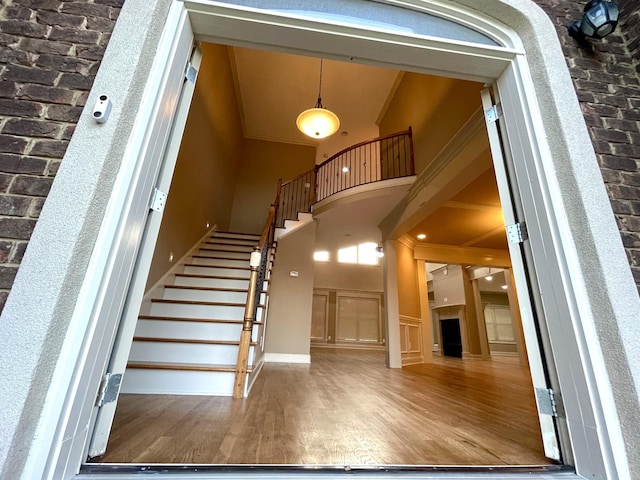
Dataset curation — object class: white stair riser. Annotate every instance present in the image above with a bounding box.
[174,277,269,292]
[129,341,254,364]
[198,249,250,260]
[192,257,249,268]
[174,276,251,289]
[207,238,256,246]
[135,319,261,342]
[149,302,265,321]
[203,244,255,253]
[150,302,248,320]
[184,265,250,278]
[162,288,251,304]
[213,232,260,241]
[163,288,266,304]
[121,368,236,396]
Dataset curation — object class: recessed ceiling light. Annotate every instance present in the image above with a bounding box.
[417,233,426,240]
[485,275,493,281]
[342,166,349,172]
[501,285,508,290]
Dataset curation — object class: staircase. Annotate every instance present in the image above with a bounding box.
[121,231,272,397]
[119,129,413,399]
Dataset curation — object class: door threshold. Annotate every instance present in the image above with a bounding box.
[78,463,580,479]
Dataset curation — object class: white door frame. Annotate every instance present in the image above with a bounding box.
[3,1,637,479]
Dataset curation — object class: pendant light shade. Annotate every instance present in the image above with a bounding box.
[296,106,340,139]
[297,59,340,139]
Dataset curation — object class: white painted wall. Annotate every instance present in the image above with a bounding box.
[264,221,316,359]
[313,261,383,292]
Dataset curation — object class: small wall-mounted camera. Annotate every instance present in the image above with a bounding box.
[93,94,112,124]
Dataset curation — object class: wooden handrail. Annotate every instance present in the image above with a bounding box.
[233,181,282,398]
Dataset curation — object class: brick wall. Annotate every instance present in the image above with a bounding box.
[533,0,640,289]
[0,0,122,312]
[0,0,638,313]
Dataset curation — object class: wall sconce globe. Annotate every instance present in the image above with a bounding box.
[569,0,619,41]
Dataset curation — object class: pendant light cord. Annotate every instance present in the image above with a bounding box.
[315,59,324,108]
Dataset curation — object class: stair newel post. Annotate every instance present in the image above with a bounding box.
[233,247,262,398]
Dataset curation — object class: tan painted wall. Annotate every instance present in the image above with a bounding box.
[229,139,316,233]
[395,241,421,318]
[265,221,316,355]
[146,43,243,289]
[378,73,483,174]
[313,262,383,292]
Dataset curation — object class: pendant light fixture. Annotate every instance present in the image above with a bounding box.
[296,59,340,139]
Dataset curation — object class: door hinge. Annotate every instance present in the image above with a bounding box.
[95,373,123,407]
[185,62,198,83]
[484,104,502,123]
[150,188,167,212]
[535,387,564,418]
[506,222,528,244]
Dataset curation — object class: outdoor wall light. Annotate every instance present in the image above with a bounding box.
[568,0,619,41]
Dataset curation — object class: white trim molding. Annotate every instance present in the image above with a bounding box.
[264,353,311,364]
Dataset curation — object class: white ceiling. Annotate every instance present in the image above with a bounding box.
[230,47,401,160]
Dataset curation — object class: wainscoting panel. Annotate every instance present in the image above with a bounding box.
[400,315,423,365]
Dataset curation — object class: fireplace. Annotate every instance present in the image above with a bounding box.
[440,318,462,358]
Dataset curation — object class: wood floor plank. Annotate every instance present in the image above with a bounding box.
[94,349,554,466]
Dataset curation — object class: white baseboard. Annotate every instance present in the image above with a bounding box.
[264,353,311,364]
[490,351,519,357]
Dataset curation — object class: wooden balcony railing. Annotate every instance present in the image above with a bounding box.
[276,128,414,227]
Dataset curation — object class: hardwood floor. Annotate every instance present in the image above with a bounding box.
[94,348,554,466]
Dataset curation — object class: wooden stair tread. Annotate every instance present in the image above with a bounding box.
[150,299,265,308]
[127,361,253,373]
[138,315,264,325]
[133,337,258,346]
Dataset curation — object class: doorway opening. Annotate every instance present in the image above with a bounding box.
[85,40,560,470]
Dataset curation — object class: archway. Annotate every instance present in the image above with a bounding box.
[3,2,631,479]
